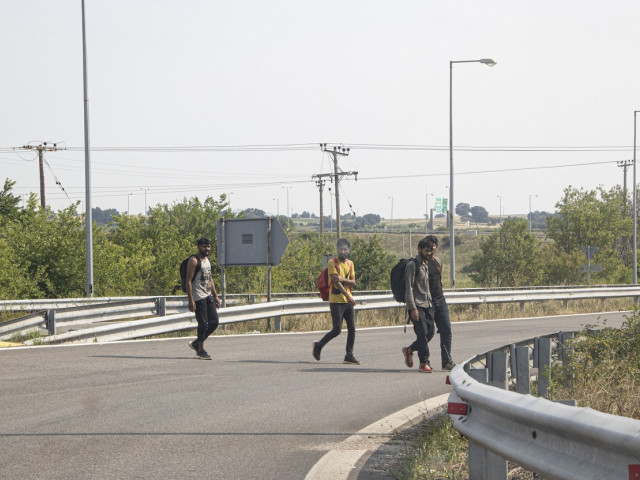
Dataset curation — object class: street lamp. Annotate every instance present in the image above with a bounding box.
[140,187,149,215]
[449,58,496,288]
[529,194,538,233]
[282,186,291,227]
[425,187,434,234]
[497,194,502,225]
[634,111,639,284]
[388,196,394,232]
[273,198,279,217]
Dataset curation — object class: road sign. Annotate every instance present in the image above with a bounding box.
[217,218,289,266]
[435,198,448,214]
[579,264,602,273]
[581,246,596,260]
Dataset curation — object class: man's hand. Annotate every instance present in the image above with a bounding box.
[213,296,221,308]
[188,298,196,312]
[347,295,356,307]
[411,309,419,321]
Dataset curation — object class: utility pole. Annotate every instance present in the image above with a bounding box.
[312,177,327,233]
[319,144,357,240]
[618,160,633,213]
[18,142,64,209]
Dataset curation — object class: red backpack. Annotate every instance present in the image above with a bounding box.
[317,258,351,301]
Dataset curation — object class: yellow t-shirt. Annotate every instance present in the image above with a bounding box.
[328,258,355,303]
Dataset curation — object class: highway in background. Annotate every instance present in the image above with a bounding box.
[0,311,627,479]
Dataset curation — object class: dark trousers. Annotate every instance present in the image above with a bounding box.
[317,303,356,355]
[195,296,219,343]
[410,306,435,364]
[433,296,453,366]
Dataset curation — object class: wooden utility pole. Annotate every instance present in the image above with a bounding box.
[313,177,327,233]
[618,160,633,214]
[18,142,63,209]
[318,144,357,240]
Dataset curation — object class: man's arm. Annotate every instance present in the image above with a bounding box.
[404,261,418,320]
[209,276,221,308]
[186,256,198,312]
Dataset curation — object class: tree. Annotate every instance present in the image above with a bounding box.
[240,208,266,219]
[0,179,21,219]
[456,203,471,217]
[546,186,631,284]
[470,206,489,223]
[468,219,545,287]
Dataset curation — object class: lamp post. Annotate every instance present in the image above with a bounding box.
[273,198,279,217]
[282,186,291,227]
[388,196,394,232]
[425,187,433,233]
[140,187,149,215]
[529,194,538,233]
[449,58,496,288]
[497,194,502,225]
[634,111,639,284]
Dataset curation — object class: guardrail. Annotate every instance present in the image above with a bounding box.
[2,285,640,345]
[447,333,640,479]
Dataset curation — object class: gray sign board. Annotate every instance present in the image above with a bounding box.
[217,218,289,266]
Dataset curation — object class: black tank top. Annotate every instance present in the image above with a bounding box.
[426,257,444,299]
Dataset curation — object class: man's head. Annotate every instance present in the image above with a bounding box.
[336,238,351,261]
[196,237,211,257]
[424,235,438,257]
[417,236,436,260]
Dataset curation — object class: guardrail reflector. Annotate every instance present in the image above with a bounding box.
[445,375,451,385]
[447,402,468,415]
[630,464,640,479]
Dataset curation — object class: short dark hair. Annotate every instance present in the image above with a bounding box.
[418,236,437,250]
[425,235,438,246]
[196,237,211,246]
[337,238,351,249]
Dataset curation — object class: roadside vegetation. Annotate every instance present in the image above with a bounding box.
[389,309,640,480]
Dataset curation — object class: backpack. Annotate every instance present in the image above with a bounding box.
[390,258,419,303]
[317,258,346,301]
[179,255,202,293]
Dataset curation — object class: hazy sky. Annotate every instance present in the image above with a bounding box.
[2,1,640,219]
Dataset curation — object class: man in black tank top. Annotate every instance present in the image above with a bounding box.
[424,235,455,371]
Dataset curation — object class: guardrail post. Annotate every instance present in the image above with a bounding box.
[537,337,552,398]
[468,366,508,480]
[46,309,56,335]
[557,332,574,365]
[274,316,281,332]
[515,346,530,394]
[563,299,569,309]
[156,297,166,317]
[488,351,508,389]
[519,301,525,311]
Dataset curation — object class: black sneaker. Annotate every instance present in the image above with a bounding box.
[312,342,321,361]
[344,355,361,365]
[196,350,212,360]
[188,340,198,352]
[442,361,456,371]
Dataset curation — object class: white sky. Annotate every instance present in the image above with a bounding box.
[2,1,640,219]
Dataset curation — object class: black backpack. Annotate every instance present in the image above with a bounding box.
[179,255,202,292]
[390,258,419,303]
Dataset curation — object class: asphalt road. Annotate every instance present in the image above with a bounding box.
[0,310,627,480]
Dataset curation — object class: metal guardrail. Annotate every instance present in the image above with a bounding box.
[1,285,640,344]
[447,333,640,479]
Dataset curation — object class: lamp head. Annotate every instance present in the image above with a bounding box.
[480,58,497,67]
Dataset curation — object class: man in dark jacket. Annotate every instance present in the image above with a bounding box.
[401,237,435,372]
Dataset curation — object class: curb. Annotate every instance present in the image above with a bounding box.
[304,393,449,480]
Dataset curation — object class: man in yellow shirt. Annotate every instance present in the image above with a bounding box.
[313,238,359,364]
